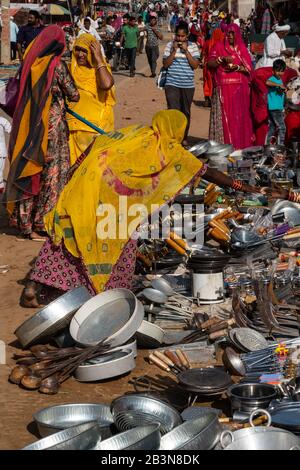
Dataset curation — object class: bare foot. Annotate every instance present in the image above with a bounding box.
[29,231,47,241]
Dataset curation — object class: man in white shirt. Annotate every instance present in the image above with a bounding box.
[78,17,101,41]
[10,17,19,61]
[256,24,292,69]
[0,117,11,193]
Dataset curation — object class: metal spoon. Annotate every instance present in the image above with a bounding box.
[151,277,195,301]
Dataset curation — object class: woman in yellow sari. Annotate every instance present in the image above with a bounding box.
[22,110,260,306]
[67,33,116,165]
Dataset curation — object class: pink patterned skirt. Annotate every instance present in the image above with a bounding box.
[29,238,137,295]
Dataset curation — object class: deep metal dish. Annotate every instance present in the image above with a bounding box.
[160,414,222,450]
[220,426,300,450]
[136,320,165,348]
[15,286,91,348]
[111,394,183,435]
[69,288,144,347]
[205,141,234,158]
[23,422,102,450]
[95,424,161,450]
[33,403,113,437]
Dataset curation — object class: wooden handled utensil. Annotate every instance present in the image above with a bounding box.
[164,350,185,370]
[176,349,190,369]
[153,351,181,373]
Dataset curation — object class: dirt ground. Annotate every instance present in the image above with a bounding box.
[0,34,210,449]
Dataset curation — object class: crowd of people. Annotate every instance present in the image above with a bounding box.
[0,2,300,306]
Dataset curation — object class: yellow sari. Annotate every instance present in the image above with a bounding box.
[45,110,204,293]
[67,33,116,166]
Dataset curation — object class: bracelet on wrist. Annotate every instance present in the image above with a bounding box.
[231,179,243,191]
[288,189,300,203]
[95,63,107,70]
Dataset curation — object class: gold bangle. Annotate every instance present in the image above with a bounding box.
[96,64,107,70]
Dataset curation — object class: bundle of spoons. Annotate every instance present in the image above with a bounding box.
[9,341,110,394]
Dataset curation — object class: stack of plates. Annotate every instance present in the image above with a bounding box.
[228,328,268,353]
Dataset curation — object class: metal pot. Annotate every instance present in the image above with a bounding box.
[228,383,278,413]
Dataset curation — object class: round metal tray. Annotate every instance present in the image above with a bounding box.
[15,286,92,348]
[69,288,144,347]
[74,348,135,382]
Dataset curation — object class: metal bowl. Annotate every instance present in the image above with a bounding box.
[15,286,91,348]
[271,200,300,227]
[95,424,161,450]
[228,383,278,413]
[111,395,183,435]
[33,403,113,437]
[159,414,222,450]
[69,288,144,347]
[23,422,102,450]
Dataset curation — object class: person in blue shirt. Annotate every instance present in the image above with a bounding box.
[10,17,19,61]
[266,59,287,145]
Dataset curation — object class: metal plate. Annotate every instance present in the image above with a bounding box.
[177,368,232,392]
[15,286,92,348]
[233,328,268,352]
[69,289,144,347]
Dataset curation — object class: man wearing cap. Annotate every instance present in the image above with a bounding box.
[256,24,292,69]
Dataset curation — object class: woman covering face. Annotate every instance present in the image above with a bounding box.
[67,33,116,166]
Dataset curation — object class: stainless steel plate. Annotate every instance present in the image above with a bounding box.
[15,286,92,348]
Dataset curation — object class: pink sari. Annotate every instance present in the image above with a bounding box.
[209,24,255,149]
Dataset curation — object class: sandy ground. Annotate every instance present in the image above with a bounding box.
[0,33,210,449]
